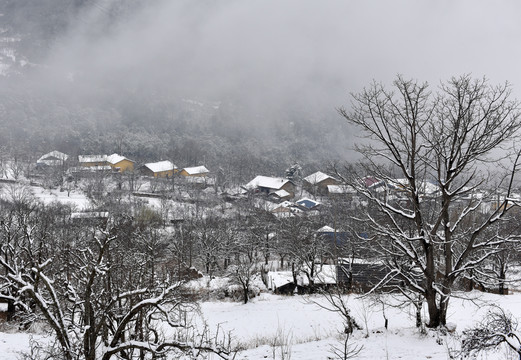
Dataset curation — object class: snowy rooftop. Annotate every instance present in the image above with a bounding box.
[303,171,338,184]
[266,271,294,290]
[267,266,337,288]
[297,265,337,286]
[271,201,303,216]
[272,200,294,210]
[271,189,291,198]
[144,160,176,173]
[78,153,133,165]
[107,153,133,165]
[419,181,440,195]
[245,175,290,190]
[387,178,440,195]
[327,184,356,194]
[69,165,112,172]
[183,165,209,175]
[37,150,68,164]
[362,176,382,187]
[296,197,320,209]
[317,225,335,233]
[78,154,107,163]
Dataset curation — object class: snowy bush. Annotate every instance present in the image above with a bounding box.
[227,284,261,302]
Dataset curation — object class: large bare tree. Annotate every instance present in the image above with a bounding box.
[339,75,521,327]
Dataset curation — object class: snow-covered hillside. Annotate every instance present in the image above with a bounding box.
[2,291,521,359]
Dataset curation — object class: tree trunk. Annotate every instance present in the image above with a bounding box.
[6,299,15,321]
[425,292,450,327]
[438,293,449,326]
[499,264,506,295]
[84,297,97,360]
[415,298,422,328]
[425,242,441,327]
[243,285,249,304]
[425,288,440,328]
[308,278,315,293]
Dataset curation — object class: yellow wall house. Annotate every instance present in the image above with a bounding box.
[141,160,177,178]
[180,165,209,177]
[78,153,134,172]
[107,154,134,172]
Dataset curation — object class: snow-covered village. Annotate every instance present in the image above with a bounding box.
[3,1,521,360]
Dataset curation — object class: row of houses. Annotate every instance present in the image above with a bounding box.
[36,151,209,178]
[242,171,354,199]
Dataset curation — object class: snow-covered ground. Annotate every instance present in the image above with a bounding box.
[2,291,521,359]
[0,175,91,210]
[201,291,521,359]
[30,185,91,209]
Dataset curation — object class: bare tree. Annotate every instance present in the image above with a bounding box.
[247,208,277,267]
[461,305,521,359]
[470,209,521,294]
[312,287,363,359]
[279,215,333,292]
[339,75,521,327]
[194,216,225,278]
[228,231,260,304]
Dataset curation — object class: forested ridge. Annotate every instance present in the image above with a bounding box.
[0,0,353,182]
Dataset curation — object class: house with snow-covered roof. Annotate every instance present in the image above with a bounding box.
[244,175,296,198]
[36,150,69,167]
[78,154,108,167]
[363,176,383,188]
[179,165,209,177]
[141,160,177,178]
[295,197,320,210]
[78,153,134,172]
[106,154,134,172]
[269,189,292,202]
[303,171,340,196]
[327,184,356,196]
[265,271,295,294]
[378,178,441,198]
[271,201,298,216]
[264,265,338,294]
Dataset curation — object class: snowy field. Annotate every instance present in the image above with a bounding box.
[200,291,521,359]
[0,182,91,210]
[30,185,91,209]
[2,291,521,359]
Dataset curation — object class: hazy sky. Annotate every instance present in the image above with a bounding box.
[39,0,521,113]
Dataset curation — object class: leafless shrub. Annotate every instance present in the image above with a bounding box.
[461,305,521,359]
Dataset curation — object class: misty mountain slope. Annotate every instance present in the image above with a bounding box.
[0,0,358,178]
[0,0,150,74]
[0,76,353,182]
[0,0,78,74]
